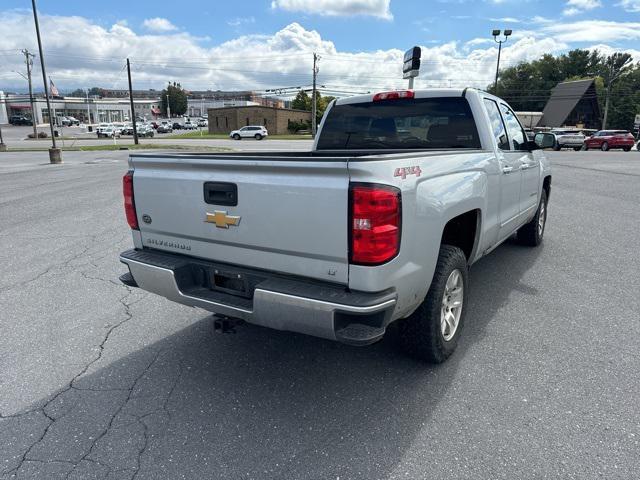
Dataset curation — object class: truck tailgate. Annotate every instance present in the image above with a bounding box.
[129,154,350,284]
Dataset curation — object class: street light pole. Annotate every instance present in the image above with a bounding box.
[166,94,171,119]
[492,29,512,95]
[31,0,61,163]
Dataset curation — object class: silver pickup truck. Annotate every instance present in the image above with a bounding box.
[119,88,553,363]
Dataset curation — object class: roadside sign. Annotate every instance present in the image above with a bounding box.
[403,46,421,80]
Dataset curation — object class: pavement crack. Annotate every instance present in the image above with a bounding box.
[4,283,140,477]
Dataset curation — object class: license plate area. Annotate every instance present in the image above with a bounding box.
[211,268,251,298]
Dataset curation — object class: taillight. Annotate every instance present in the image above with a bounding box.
[350,184,401,265]
[372,90,414,102]
[123,171,138,230]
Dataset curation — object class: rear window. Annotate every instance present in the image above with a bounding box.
[316,97,481,150]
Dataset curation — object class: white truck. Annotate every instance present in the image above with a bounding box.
[119,88,554,363]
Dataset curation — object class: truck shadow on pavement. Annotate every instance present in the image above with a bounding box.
[3,238,543,480]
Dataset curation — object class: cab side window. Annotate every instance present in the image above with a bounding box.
[483,99,510,150]
[500,104,527,150]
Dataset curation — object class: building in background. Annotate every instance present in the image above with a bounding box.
[0,94,160,124]
[538,79,601,129]
[208,106,311,135]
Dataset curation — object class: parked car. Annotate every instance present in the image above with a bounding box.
[549,129,586,151]
[183,121,198,130]
[172,122,183,130]
[229,125,269,140]
[157,122,173,134]
[95,123,112,135]
[97,127,121,138]
[583,130,636,151]
[120,122,134,135]
[9,115,33,126]
[66,116,80,126]
[137,125,155,138]
[197,118,208,127]
[119,88,553,363]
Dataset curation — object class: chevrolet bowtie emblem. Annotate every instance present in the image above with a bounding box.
[205,211,241,229]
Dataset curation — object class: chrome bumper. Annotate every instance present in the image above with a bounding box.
[120,249,396,344]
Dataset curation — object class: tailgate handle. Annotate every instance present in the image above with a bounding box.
[204,182,238,206]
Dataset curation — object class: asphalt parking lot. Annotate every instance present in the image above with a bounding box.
[1,148,639,479]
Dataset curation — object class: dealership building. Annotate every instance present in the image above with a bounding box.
[0,89,282,125]
[207,105,311,135]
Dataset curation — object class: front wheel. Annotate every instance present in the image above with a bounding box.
[601,141,609,151]
[553,142,561,151]
[623,147,631,152]
[517,189,548,246]
[573,147,581,151]
[397,245,468,363]
[233,134,241,140]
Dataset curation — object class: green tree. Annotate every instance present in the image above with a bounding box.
[160,82,188,117]
[69,88,86,97]
[291,90,311,110]
[290,89,335,123]
[489,48,640,130]
[88,87,102,97]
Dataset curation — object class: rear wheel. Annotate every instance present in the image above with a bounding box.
[573,147,581,151]
[623,147,631,152]
[255,134,263,140]
[517,189,547,247]
[582,143,588,151]
[601,141,609,151]
[397,245,468,363]
[553,142,561,151]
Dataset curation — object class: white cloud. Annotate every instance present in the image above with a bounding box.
[617,0,640,11]
[489,17,521,23]
[563,0,602,15]
[0,11,637,95]
[142,17,178,32]
[227,16,256,27]
[543,20,640,42]
[271,0,392,19]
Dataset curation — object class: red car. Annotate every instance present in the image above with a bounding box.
[584,130,635,151]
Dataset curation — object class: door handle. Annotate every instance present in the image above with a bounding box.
[520,163,530,170]
[502,166,514,174]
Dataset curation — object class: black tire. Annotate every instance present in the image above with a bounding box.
[553,142,561,151]
[517,189,548,247]
[573,147,581,151]
[601,141,609,151]
[233,134,241,140]
[623,147,631,152]
[397,245,468,363]
[582,143,588,151]
[255,134,262,140]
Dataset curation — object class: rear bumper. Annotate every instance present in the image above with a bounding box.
[119,249,396,345]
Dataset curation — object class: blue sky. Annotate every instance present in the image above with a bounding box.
[1,0,639,93]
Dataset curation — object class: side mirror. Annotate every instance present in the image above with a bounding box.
[534,133,555,149]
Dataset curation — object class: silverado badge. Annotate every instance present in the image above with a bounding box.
[205,211,241,229]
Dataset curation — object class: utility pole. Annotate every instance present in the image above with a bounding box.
[21,49,38,138]
[166,94,171,119]
[311,52,320,137]
[602,60,613,130]
[31,0,60,163]
[126,58,139,145]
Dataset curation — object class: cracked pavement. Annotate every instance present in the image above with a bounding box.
[1,149,639,479]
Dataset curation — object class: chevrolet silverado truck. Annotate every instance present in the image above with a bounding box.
[119,88,554,363]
